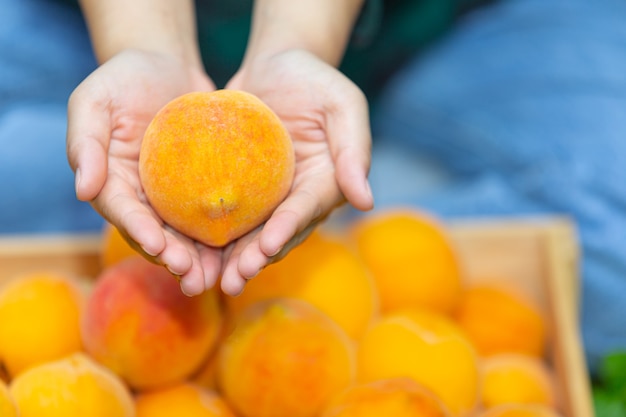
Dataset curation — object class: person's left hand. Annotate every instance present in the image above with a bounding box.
[218,48,374,295]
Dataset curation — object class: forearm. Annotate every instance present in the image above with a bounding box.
[78,0,202,67]
[245,0,365,67]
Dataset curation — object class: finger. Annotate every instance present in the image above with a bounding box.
[324,82,375,211]
[237,217,319,286]
[178,256,209,297]
[220,230,261,296]
[258,171,342,257]
[196,242,224,290]
[66,77,112,202]
[93,174,168,258]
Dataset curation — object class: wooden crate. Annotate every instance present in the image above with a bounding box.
[0,217,594,417]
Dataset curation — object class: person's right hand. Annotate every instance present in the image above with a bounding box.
[66,49,218,294]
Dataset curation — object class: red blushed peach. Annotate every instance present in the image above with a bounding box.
[81,257,223,390]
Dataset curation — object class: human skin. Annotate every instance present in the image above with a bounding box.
[66,0,373,296]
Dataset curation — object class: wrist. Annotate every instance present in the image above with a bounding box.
[79,0,203,68]
[243,0,365,67]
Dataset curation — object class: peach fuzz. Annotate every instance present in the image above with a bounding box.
[217,298,356,417]
[81,256,223,390]
[9,353,134,417]
[139,89,295,247]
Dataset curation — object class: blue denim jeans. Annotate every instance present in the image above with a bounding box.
[370,0,626,372]
[0,0,101,233]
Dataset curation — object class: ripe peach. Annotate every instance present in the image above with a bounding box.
[476,404,563,417]
[480,354,556,409]
[0,272,84,377]
[321,377,452,417]
[0,379,17,417]
[454,285,547,358]
[225,230,378,339]
[9,353,134,417]
[357,308,480,416]
[81,256,223,390]
[217,298,355,417]
[135,382,236,417]
[139,89,295,247]
[349,208,463,314]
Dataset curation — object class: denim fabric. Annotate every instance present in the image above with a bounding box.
[0,0,102,233]
[370,0,626,372]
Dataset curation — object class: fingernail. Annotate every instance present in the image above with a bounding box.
[166,264,185,276]
[141,245,158,257]
[245,269,261,280]
[74,168,81,194]
[365,179,374,202]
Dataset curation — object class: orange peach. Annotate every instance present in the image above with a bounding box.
[0,379,17,417]
[0,272,84,378]
[225,230,378,339]
[454,285,547,358]
[217,298,355,417]
[139,89,295,247]
[480,354,556,409]
[81,257,222,390]
[349,208,463,314]
[9,353,134,417]
[321,377,452,417]
[135,382,236,417]
[357,308,480,416]
[476,404,563,417]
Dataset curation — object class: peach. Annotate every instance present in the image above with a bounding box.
[0,272,84,377]
[454,285,547,358]
[349,208,463,314]
[135,382,236,417]
[480,354,556,409]
[476,404,563,417]
[0,379,17,417]
[321,377,452,417]
[357,308,480,416]
[139,89,295,247]
[9,352,134,417]
[217,298,355,417]
[81,256,222,390]
[225,230,378,339]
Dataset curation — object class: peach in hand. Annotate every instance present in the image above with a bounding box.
[139,89,295,247]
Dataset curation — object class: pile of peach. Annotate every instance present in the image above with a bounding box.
[0,208,563,417]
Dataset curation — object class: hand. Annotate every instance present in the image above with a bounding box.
[219,49,374,295]
[66,49,220,295]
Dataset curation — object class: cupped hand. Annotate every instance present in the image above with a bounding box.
[220,49,374,295]
[66,49,220,295]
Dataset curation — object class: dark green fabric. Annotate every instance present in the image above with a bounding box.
[193,0,498,104]
[52,0,496,104]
